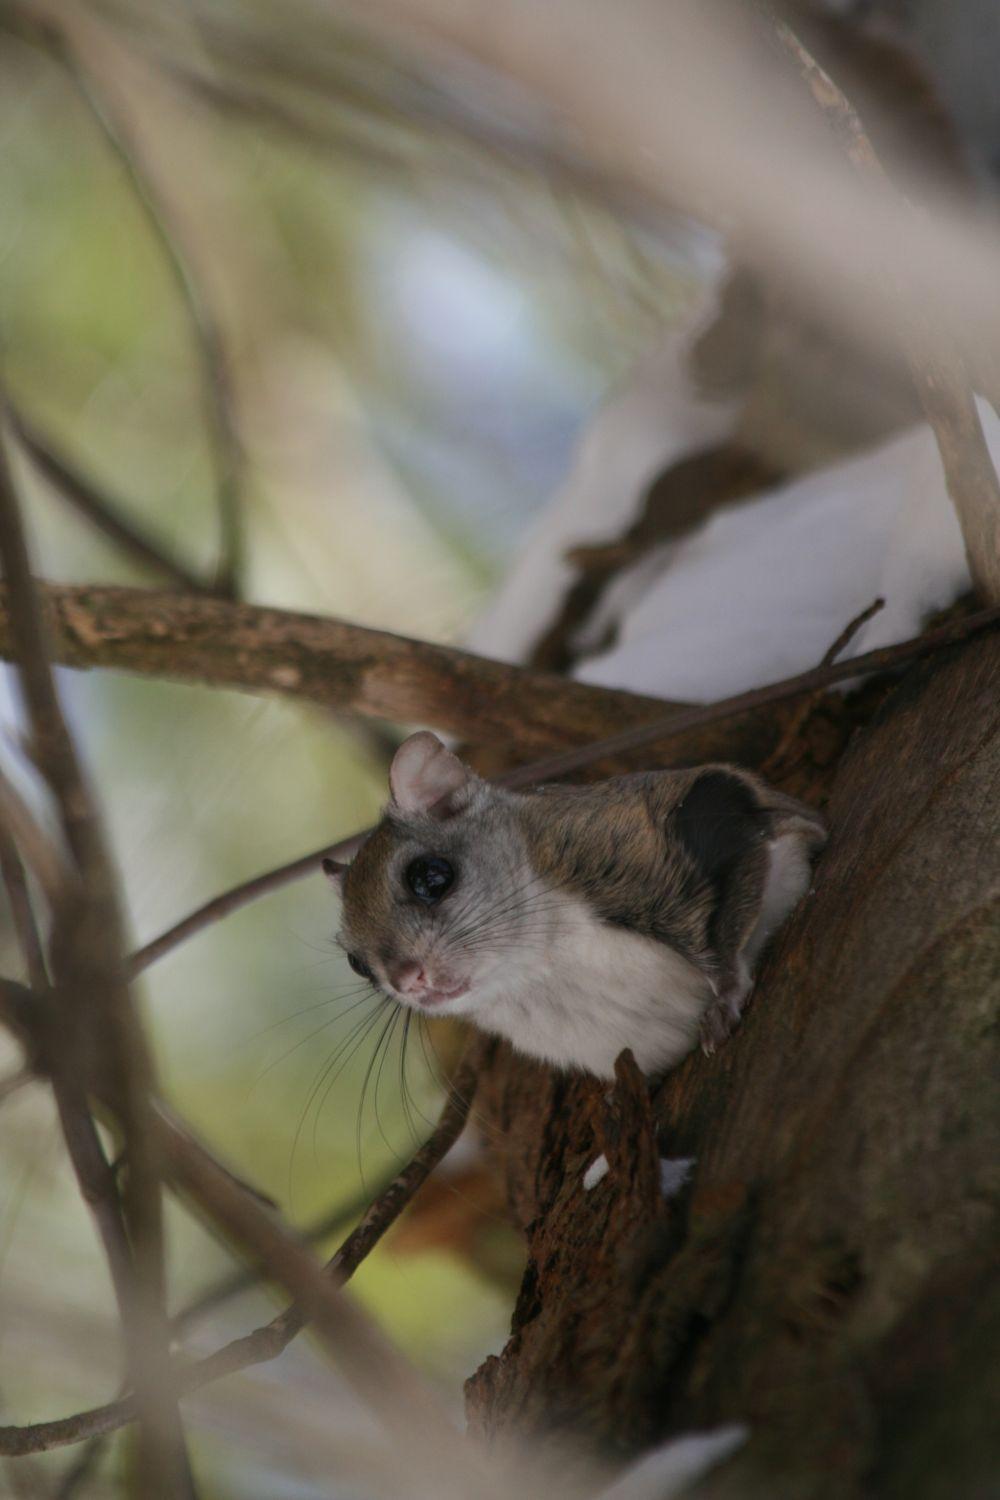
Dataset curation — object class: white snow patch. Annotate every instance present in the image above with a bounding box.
[597,1424,749,1500]
[583,1154,610,1191]
[571,401,997,703]
[470,269,999,703]
[467,278,742,665]
[659,1157,696,1198]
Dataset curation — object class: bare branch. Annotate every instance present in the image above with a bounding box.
[5,400,211,595]
[0,582,679,753]
[0,817,49,990]
[49,1079,137,1333]
[129,833,363,977]
[154,1109,480,1474]
[0,432,194,1495]
[759,596,885,777]
[0,1039,486,1459]
[42,11,245,596]
[0,761,70,914]
[172,1161,401,1335]
[498,602,1000,788]
[772,17,1000,605]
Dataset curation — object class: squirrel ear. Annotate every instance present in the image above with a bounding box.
[389,732,473,818]
[322,857,347,889]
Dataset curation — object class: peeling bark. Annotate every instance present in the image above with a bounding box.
[467,633,1000,1498]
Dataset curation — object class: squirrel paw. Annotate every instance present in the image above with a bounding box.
[699,974,752,1056]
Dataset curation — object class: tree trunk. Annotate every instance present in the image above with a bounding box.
[465,632,1000,1498]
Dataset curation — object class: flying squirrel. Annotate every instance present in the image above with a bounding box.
[327,732,826,1079]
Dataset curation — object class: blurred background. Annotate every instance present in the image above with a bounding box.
[0,2,694,1493]
[1,0,999,1494]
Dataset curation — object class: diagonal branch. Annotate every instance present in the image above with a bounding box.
[5,400,211,595]
[0,434,194,1495]
[171,1161,401,1335]
[0,582,680,752]
[50,1077,139,1338]
[40,11,246,596]
[0,818,49,991]
[0,1035,486,1458]
[494,602,1000,787]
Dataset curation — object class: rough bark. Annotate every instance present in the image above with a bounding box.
[0,581,873,773]
[466,632,1000,1498]
[0,582,679,754]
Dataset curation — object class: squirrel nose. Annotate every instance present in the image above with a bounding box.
[390,960,427,994]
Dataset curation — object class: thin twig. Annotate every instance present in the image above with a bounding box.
[0,762,70,915]
[127,599,1000,975]
[773,17,1000,605]
[498,601,1000,788]
[5,401,211,594]
[172,1162,400,1335]
[49,15,245,596]
[0,1039,485,1457]
[818,597,886,670]
[759,596,884,777]
[50,1078,138,1334]
[0,432,195,1496]
[129,834,364,976]
[0,820,48,990]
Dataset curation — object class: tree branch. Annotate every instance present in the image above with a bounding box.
[49,1076,139,1337]
[348,0,1000,425]
[772,17,1000,605]
[171,1161,401,1335]
[41,10,246,596]
[0,1037,486,1457]
[5,400,211,595]
[128,834,364,977]
[498,601,1000,788]
[0,582,678,752]
[0,435,194,1496]
[759,597,885,778]
[0,819,48,991]
[0,761,71,914]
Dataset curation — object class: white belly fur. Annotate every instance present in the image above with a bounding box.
[479,892,711,1079]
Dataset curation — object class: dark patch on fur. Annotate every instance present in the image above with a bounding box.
[672,772,767,959]
[674,771,764,889]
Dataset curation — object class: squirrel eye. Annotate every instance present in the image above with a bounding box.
[347,952,373,980]
[405,856,455,905]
